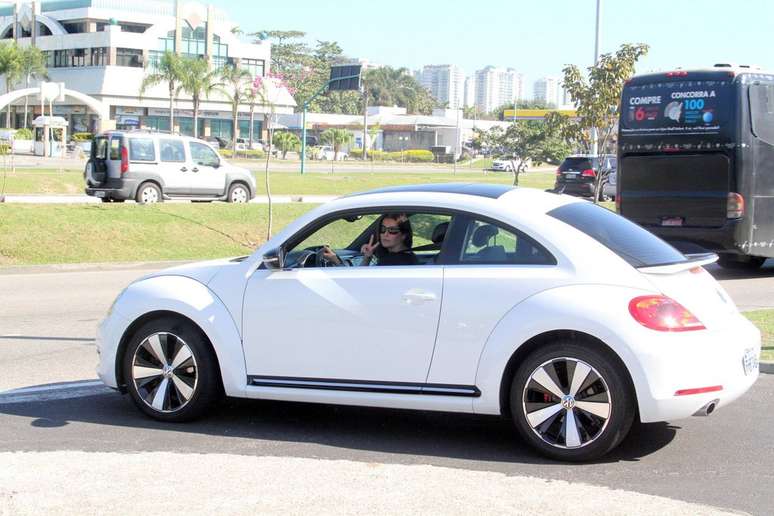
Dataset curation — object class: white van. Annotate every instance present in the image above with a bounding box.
[84,130,256,204]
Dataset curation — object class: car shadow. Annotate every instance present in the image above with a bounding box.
[0,386,677,466]
[706,259,774,279]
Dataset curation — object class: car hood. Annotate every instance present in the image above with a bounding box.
[137,256,249,286]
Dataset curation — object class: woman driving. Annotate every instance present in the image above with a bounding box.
[322,213,418,266]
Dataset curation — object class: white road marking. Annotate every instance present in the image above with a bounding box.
[0,380,110,404]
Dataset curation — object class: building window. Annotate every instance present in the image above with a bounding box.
[116,48,143,67]
[91,47,107,66]
[72,48,86,67]
[147,50,162,71]
[62,22,86,34]
[241,58,265,79]
[53,50,69,68]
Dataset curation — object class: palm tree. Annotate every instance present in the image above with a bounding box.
[219,64,252,150]
[273,131,300,159]
[363,67,437,115]
[244,86,259,149]
[140,51,184,133]
[0,42,22,127]
[176,57,222,138]
[320,128,353,162]
[19,46,47,129]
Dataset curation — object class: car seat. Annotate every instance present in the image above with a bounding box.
[472,224,506,261]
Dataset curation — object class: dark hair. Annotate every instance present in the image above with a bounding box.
[376,213,413,250]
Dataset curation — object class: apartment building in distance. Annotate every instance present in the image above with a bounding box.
[419,64,465,109]
[533,76,560,106]
[0,0,295,138]
[474,66,523,114]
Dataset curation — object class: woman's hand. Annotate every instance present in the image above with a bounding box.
[360,235,380,264]
[321,245,341,265]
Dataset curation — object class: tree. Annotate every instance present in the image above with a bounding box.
[273,131,300,159]
[19,46,47,129]
[363,67,438,114]
[0,42,22,127]
[491,119,571,186]
[320,127,353,168]
[219,64,253,150]
[176,57,222,138]
[140,51,184,134]
[561,43,649,200]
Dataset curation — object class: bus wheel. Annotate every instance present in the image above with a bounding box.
[718,255,766,270]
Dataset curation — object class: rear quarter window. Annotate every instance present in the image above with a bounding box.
[129,138,156,161]
[548,202,686,267]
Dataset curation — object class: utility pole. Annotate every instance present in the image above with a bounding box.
[362,81,368,161]
[453,107,460,175]
[591,0,602,156]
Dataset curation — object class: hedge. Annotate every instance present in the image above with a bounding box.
[221,149,265,159]
[72,132,93,141]
[348,148,435,162]
[14,128,33,140]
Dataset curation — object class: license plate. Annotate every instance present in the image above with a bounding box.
[95,191,106,198]
[564,172,578,178]
[742,348,759,376]
[661,217,684,227]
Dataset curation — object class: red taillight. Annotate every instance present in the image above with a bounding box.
[615,192,621,212]
[727,192,744,219]
[120,145,129,174]
[581,168,595,177]
[674,385,723,396]
[628,295,705,332]
[556,167,561,176]
[666,70,688,77]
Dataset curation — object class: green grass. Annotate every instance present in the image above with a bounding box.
[744,310,774,362]
[1,168,556,196]
[0,204,316,266]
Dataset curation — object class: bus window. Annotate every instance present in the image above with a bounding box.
[749,83,774,145]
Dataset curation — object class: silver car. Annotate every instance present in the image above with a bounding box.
[84,130,256,204]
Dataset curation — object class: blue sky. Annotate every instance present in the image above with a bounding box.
[206,0,773,89]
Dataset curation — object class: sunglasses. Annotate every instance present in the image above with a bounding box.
[380,225,402,235]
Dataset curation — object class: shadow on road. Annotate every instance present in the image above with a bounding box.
[706,259,774,280]
[0,386,676,466]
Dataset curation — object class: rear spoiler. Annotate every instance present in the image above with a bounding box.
[637,253,718,274]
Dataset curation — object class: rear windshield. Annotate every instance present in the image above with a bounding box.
[559,157,594,171]
[548,202,686,267]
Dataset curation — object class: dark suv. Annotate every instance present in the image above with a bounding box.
[553,154,616,200]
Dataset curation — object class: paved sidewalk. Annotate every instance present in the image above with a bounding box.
[2,194,337,204]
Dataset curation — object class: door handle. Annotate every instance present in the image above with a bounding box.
[180,166,188,172]
[402,289,437,304]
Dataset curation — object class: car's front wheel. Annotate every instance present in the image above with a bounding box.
[510,341,635,461]
[123,317,222,422]
[227,183,250,203]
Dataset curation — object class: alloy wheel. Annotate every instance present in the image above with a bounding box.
[131,332,198,413]
[140,186,159,204]
[522,357,612,449]
[230,186,248,203]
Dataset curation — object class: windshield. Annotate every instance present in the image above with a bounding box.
[620,80,733,135]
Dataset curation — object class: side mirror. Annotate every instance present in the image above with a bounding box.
[262,247,284,270]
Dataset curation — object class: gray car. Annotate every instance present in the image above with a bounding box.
[84,130,256,204]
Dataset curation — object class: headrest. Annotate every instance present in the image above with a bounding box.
[472,224,499,247]
[431,222,449,244]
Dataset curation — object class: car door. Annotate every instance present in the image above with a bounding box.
[157,138,190,195]
[187,141,227,196]
[427,215,566,386]
[242,211,445,386]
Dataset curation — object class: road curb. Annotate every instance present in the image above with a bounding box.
[0,260,194,275]
[761,361,774,374]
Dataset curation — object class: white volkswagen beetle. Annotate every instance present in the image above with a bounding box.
[96,184,761,461]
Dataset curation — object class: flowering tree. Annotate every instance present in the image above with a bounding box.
[253,72,295,239]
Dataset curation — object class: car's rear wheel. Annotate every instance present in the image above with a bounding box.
[136,182,162,204]
[227,183,249,203]
[510,341,635,461]
[123,317,222,422]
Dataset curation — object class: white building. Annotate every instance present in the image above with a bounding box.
[463,76,475,109]
[474,66,523,114]
[0,0,295,138]
[534,76,560,107]
[420,64,464,109]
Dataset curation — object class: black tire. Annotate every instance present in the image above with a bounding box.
[135,182,162,204]
[510,341,635,462]
[227,182,250,203]
[122,317,222,422]
[717,255,766,270]
[100,197,112,203]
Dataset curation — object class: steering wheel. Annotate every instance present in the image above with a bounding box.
[316,246,344,267]
[294,249,317,268]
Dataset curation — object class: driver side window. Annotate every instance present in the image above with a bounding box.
[287,214,380,267]
[189,141,220,167]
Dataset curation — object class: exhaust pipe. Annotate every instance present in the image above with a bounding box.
[693,399,719,417]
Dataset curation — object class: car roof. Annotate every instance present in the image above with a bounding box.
[346,183,515,200]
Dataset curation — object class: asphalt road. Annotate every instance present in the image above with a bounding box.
[1,264,772,514]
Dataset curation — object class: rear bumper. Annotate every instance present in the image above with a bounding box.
[556,181,595,197]
[85,178,138,200]
[633,313,761,423]
[639,219,744,254]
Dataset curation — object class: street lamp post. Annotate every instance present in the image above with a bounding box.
[591,0,602,156]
